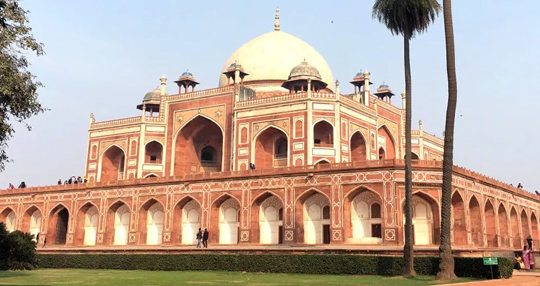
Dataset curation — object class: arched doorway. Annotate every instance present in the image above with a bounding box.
[100,145,126,181]
[218,198,239,244]
[350,132,367,163]
[313,121,333,147]
[349,190,382,244]
[302,192,330,244]
[510,207,520,249]
[114,204,129,245]
[22,207,42,241]
[409,194,437,246]
[254,127,288,169]
[469,196,482,246]
[105,201,130,246]
[138,199,164,245]
[451,192,466,246]
[377,126,395,159]
[145,141,163,164]
[74,203,99,246]
[252,194,283,244]
[174,116,223,175]
[498,204,509,247]
[47,205,69,245]
[521,210,529,248]
[485,200,497,247]
[172,197,201,245]
[1,208,16,232]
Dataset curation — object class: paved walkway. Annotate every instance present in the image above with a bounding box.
[444,271,540,286]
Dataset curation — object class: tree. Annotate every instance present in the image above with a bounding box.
[0,223,38,270]
[0,0,46,172]
[436,0,458,281]
[372,0,440,277]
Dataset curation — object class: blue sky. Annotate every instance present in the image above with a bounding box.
[1,0,539,192]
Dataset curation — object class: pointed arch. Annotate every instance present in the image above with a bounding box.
[469,195,482,246]
[172,114,225,176]
[510,206,520,249]
[313,119,334,147]
[139,198,164,245]
[314,159,331,166]
[173,195,202,245]
[21,205,42,234]
[349,130,368,163]
[143,173,159,178]
[210,193,240,245]
[498,203,509,247]
[531,212,539,248]
[451,192,466,246]
[99,144,126,182]
[295,188,331,244]
[344,187,383,243]
[251,191,284,244]
[251,125,290,169]
[74,202,99,246]
[401,192,440,246]
[521,209,530,248]
[485,199,497,247]
[105,200,131,246]
[144,140,163,164]
[0,207,16,232]
[377,124,395,159]
[47,204,70,245]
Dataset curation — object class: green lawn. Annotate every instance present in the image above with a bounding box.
[0,269,479,286]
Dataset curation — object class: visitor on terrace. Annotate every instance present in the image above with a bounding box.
[77,176,83,183]
[57,179,62,185]
[8,183,14,189]
[18,181,26,188]
[517,183,523,189]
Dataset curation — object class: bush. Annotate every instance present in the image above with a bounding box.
[0,223,38,270]
[36,253,513,278]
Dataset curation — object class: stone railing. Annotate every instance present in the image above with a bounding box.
[311,92,335,99]
[145,116,163,122]
[2,160,538,204]
[91,116,142,129]
[163,86,233,102]
[236,92,307,107]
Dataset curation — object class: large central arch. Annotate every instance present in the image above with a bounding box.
[174,116,224,175]
[100,145,126,182]
[252,126,289,169]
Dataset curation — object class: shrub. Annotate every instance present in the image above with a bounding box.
[36,253,513,278]
[0,223,38,270]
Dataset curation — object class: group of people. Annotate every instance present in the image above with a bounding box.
[58,176,87,185]
[515,235,536,270]
[7,182,26,189]
[196,228,209,248]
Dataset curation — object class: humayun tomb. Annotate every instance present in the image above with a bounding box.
[0,9,538,255]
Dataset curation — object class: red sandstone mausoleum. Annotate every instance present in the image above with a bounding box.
[0,9,538,254]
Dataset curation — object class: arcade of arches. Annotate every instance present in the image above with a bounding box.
[2,186,539,249]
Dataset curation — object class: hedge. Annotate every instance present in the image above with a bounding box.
[36,254,513,279]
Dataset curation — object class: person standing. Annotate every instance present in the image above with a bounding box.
[523,245,531,270]
[203,228,209,248]
[196,228,202,248]
[527,234,533,250]
[42,237,47,248]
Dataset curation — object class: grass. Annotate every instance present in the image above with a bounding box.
[0,269,480,286]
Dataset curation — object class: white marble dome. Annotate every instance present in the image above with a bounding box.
[219,30,334,92]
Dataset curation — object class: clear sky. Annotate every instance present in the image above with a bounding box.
[1,0,539,192]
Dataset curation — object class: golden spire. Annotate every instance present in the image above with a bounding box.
[274,6,280,31]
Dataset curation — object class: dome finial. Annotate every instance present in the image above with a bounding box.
[274,7,280,31]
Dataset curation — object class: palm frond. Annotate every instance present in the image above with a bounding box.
[372,0,441,38]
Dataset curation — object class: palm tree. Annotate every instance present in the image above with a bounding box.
[436,0,458,281]
[372,0,440,277]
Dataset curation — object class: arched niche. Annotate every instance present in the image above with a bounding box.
[1,208,16,232]
[145,141,163,164]
[348,190,383,244]
[498,204,509,247]
[469,196,483,247]
[173,197,201,245]
[451,192,466,246]
[100,145,126,182]
[313,120,333,147]
[377,126,395,159]
[302,192,330,245]
[138,199,164,245]
[47,204,69,245]
[105,201,130,246]
[251,193,283,245]
[350,131,367,163]
[485,200,497,247]
[74,203,99,246]
[174,116,223,175]
[253,126,288,169]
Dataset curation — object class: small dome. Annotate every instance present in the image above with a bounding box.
[143,87,163,103]
[288,61,322,81]
[179,70,197,82]
[182,71,193,77]
[379,83,389,89]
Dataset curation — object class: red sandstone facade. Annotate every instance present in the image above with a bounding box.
[1,14,538,251]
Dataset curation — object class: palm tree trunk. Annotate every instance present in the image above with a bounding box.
[403,32,416,278]
[437,0,458,281]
